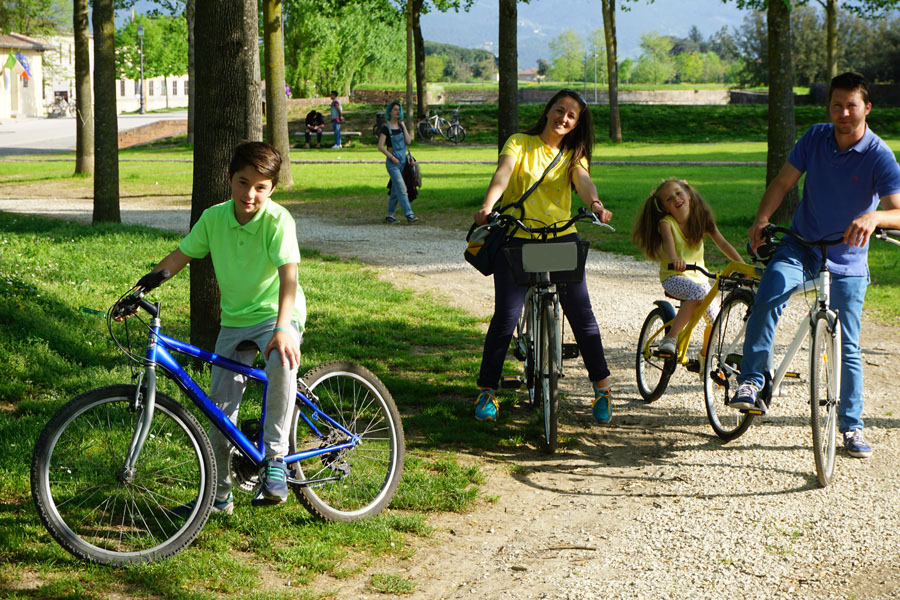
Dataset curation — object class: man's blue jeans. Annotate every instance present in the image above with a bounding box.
[332,121,342,147]
[738,237,868,432]
[386,157,412,217]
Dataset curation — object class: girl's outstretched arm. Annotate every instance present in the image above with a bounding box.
[709,226,744,263]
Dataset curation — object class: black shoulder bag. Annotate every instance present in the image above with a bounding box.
[464,150,563,276]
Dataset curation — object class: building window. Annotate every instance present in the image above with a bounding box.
[134,80,139,95]
[172,80,178,96]
[120,80,125,96]
[149,80,154,96]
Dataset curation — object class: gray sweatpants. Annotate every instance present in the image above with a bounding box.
[208,318,301,498]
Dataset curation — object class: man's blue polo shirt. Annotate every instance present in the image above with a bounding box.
[789,123,900,276]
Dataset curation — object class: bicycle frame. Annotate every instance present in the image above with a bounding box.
[122,318,358,482]
[516,274,563,385]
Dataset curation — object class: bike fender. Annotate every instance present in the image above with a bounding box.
[653,300,676,323]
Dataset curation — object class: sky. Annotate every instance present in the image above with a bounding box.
[121,0,749,69]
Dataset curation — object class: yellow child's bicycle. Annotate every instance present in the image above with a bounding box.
[635,261,762,436]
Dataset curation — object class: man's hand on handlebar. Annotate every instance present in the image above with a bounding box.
[747,218,771,253]
[844,211,880,248]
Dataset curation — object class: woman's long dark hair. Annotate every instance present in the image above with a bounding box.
[522,89,594,180]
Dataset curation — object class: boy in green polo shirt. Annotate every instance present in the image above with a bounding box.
[140,141,304,512]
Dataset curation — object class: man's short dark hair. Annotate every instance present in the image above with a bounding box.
[330,90,338,97]
[828,71,870,105]
[228,141,282,187]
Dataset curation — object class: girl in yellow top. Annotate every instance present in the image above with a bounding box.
[473,89,614,424]
[632,178,743,356]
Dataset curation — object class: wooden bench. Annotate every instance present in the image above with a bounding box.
[293,130,361,148]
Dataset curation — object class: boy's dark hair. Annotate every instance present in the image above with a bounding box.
[228,141,282,187]
[522,89,594,180]
[828,71,870,105]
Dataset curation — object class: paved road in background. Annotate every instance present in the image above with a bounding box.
[0,111,187,155]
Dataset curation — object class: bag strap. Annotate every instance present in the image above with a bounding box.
[500,149,563,214]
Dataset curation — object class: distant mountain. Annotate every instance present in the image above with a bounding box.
[420,0,747,70]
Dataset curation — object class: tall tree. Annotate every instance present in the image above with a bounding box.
[190,0,252,349]
[186,0,195,144]
[767,0,797,222]
[497,0,517,151]
[412,0,426,119]
[115,15,189,109]
[263,0,293,186]
[600,0,622,142]
[73,0,92,175]
[548,29,586,83]
[243,0,262,141]
[405,0,414,132]
[91,0,120,223]
[0,0,69,35]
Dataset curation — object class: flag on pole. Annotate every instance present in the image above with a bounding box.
[15,52,31,79]
[4,53,15,71]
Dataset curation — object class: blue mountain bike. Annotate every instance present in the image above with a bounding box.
[30,272,405,564]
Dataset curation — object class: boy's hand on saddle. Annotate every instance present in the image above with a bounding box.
[266,330,300,370]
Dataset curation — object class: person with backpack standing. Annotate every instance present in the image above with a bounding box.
[329,91,343,149]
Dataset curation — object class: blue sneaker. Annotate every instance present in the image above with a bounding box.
[172,492,233,517]
[843,429,872,458]
[592,386,612,424]
[252,458,289,506]
[729,382,759,411]
[475,389,498,421]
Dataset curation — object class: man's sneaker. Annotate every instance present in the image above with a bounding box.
[331,144,342,149]
[658,336,676,357]
[475,389,498,421]
[729,382,759,410]
[592,386,612,424]
[172,492,234,517]
[406,214,419,224]
[385,215,399,224]
[843,429,873,458]
[252,458,289,506]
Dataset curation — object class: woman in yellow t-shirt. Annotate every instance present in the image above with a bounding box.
[472,89,614,424]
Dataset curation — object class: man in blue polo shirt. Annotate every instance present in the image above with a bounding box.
[730,72,900,458]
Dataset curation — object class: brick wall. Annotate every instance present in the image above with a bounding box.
[117,120,187,149]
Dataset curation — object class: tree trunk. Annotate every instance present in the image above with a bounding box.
[186,0,195,145]
[191,0,250,349]
[263,0,293,186]
[601,0,622,143]
[405,0,414,133]
[497,0,518,152]
[244,0,263,142]
[825,0,837,80]
[91,0,120,223]
[768,0,798,224]
[73,0,93,175]
[412,0,426,119]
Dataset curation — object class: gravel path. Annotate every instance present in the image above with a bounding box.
[5,195,900,600]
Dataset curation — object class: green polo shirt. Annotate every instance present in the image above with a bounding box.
[179,199,306,329]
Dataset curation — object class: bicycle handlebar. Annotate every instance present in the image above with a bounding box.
[751,225,900,263]
[477,207,614,240]
[110,269,170,320]
[665,263,717,280]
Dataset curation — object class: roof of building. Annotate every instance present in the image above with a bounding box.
[518,68,539,76]
[0,32,55,52]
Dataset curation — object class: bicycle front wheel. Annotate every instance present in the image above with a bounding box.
[810,313,841,487]
[703,290,755,441]
[538,300,559,454]
[448,124,466,144]
[437,117,451,138]
[635,307,675,402]
[291,361,405,522]
[416,120,433,140]
[30,385,215,565]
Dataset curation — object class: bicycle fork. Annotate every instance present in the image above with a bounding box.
[118,316,162,484]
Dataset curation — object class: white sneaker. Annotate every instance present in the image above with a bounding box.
[331,144,342,149]
[658,337,676,357]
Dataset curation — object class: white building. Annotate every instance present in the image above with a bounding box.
[0,32,54,119]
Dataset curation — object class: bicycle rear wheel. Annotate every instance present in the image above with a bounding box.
[30,385,215,565]
[635,307,675,402]
[437,117,451,139]
[448,124,466,144]
[703,289,755,441]
[538,300,559,454]
[416,120,433,140]
[810,313,841,487]
[290,361,405,521]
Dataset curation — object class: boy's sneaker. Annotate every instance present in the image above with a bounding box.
[729,382,759,410]
[385,215,399,224]
[658,336,676,357]
[172,492,233,517]
[475,389,498,421]
[592,386,612,424]
[406,214,419,224]
[252,458,289,506]
[843,429,873,458]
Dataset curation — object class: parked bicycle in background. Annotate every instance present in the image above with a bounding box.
[416,106,466,144]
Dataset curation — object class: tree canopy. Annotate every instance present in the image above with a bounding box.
[115,14,188,82]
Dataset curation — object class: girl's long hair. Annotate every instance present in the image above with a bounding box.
[522,89,594,180]
[632,178,716,260]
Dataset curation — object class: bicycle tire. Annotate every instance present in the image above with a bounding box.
[437,117,451,139]
[448,124,466,144]
[635,307,675,402]
[31,385,215,565]
[290,361,405,522]
[703,290,755,441]
[810,313,841,487]
[539,300,559,454]
[416,120,433,140]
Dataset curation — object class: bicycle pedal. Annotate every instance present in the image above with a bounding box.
[685,359,701,373]
[783,371,801,379]
[655,350,675,360]
[500,376,523,389]
[561,343,579,360]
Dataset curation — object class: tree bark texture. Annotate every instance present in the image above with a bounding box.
[497,0,518,152]
[73,0,93,175]
[405,1,414,133]
[186,0,195,145]
[413,0,426,119]
[601,0,622,143]
[767,0,799,223]
[91,0,120,223]
[190,0,253,349]
[825,0,837,80]
[263,0,293,186]
[244,0,263,142]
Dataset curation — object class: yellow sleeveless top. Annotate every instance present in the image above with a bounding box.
[657,215,707,284]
